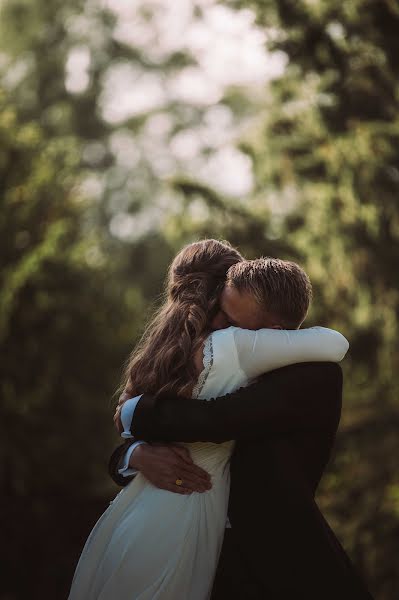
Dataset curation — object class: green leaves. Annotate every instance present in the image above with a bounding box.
[0,0,398,597]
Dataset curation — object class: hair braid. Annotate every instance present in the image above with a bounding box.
[117,239,243,401]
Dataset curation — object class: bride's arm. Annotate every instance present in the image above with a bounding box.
[119,396,143,438]
[233,326,349,380]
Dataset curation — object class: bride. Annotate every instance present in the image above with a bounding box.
[69,239,349,600]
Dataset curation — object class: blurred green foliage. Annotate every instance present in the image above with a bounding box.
[235,4,399,597]
[0,0,398,598]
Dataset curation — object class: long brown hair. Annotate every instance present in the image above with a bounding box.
[119,239,243,401]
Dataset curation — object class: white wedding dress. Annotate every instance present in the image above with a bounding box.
[68,326,348,600]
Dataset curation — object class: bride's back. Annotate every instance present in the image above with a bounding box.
[186,327,248,476]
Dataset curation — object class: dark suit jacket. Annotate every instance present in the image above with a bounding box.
[109,362,373,599]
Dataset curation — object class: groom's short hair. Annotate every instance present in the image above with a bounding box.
[226,258,312,329]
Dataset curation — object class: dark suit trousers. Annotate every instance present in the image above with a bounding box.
[211,529,263,600]
[222,438,374,600]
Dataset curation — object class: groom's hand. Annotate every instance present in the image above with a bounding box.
[131,443,212,495]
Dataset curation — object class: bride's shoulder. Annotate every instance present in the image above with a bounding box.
[212,326,255,344]
[211,325,240,340]
[194,327,237,369]
[208,326,244,352]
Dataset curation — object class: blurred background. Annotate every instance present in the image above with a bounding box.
[0,0,398,597]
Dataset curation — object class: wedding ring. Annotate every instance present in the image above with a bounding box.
[175,478,183,486]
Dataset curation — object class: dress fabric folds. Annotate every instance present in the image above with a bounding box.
[68,326,347,599]
[69,332,237,600]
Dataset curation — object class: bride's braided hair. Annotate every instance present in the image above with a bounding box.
[119,239,243,400]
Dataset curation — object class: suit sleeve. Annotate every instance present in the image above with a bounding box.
[131,362,343,443]
[108,440,138,487]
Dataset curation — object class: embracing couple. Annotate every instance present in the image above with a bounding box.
[69,239,373,599]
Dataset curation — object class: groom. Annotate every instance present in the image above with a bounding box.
[109,258,373,599]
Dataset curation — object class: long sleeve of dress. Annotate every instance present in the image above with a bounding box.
[232,326,349,380]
